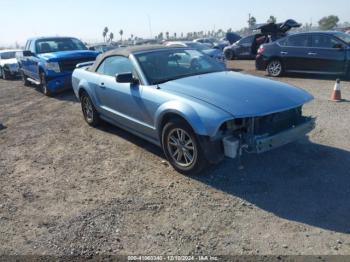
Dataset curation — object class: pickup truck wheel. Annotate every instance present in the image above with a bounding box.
[21,71,30,86]
[40,72,51,96]
[80,92,100,127]
[162,119,207,176]
[267,59,283,77]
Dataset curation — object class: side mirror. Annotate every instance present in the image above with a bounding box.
[115,72,139,84]
[23,50,33,57]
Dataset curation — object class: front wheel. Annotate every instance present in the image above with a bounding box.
[162,120,207,176]
[1,67,9,80]
[267,59,283,77]
[40,72,51,96]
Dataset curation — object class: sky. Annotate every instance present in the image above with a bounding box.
[0,0,349,46]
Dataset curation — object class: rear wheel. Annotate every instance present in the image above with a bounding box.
[162,119,207,176]
[80,92,100,127]
[224,49,235,60]
[40,72,51,96]
[21,70,30,86]
[1,67,9,80]
[267,59,283,77]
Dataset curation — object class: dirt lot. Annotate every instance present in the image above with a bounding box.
[1,60,350,257]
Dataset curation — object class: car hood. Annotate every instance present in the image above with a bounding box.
[38,50,98,62]
[159,71,313,118]
[0,58,18,66]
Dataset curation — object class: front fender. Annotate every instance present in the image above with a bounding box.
[155,100,233,137]
[155,100,207,136]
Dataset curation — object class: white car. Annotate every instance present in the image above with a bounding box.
[0,49,22,80]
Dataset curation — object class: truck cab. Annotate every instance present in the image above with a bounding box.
[19,37,98,96]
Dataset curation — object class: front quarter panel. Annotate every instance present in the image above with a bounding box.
[155,98,233,138]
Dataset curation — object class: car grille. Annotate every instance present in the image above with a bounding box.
[59,58,95,72]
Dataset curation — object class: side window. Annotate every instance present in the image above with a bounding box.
[278,38,288,46]
[97,56,134,77]
[287,35,310,47]
[311,35,342,48]
[240,35,254,45]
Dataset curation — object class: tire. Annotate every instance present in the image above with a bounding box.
[266,59,283,77]
[80,92,100,127]
[39,71,51,96]
[161,119,207,176]
[1,67,9,80]
[224,49,235,60]
[21,70,30,86]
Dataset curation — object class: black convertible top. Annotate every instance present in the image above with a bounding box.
[89,45,171,72]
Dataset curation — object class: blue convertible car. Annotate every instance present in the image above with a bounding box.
[72,45,315,175]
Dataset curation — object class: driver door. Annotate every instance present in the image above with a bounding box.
[93,55,147,130]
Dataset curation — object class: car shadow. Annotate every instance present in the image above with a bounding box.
[54,89,79,103]
[96,121,164,158]
[193,139,350,234]
[91,120,350,233]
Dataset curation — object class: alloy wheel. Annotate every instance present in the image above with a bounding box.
[167,128,197,168]
[267,60,282,77]
[82,96,94,123]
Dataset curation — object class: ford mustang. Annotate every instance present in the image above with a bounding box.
[72,45,315,175]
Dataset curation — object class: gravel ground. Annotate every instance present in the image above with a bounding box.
[1,60,350,257]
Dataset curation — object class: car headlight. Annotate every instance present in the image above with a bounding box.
[46,62,60,73]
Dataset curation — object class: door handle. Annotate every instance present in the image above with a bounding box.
[308,52,317,56]
[281,51,288,55]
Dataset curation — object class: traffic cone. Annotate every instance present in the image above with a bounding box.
[331,79,343,102]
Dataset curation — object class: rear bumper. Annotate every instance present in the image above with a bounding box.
[255,55,268,71]
[254,118,315,154]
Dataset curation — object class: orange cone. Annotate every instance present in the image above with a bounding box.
[331,79,343,102]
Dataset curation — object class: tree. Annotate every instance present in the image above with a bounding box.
[248,15,257,29]
[166,32,169,39]
[119,29,124,41]
[174,32,177,39]
[267,15,277,23]
[109,32,114,43]
[103,27,109,42]
[318,15,339,30]
[130,34,134,40]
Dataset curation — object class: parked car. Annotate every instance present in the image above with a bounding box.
[72,45,314,175]
[165,41,225,63]
[19,37,98,96]
[224,19,301,60]
[0,49,22,79]
[256,31,350,77]
[193,38,228,50]
[88,43,117,53]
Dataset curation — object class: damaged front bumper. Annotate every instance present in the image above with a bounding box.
[254,118,315,154]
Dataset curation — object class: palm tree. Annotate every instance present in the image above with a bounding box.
[109,32,114,43]
[166,32,169,40]
[119,29,124,41]
[103,27,109,42]
[174,32,177,39]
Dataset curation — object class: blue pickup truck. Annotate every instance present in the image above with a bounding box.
[19,37,98,96]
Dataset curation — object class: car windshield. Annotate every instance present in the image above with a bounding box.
[35,38,87,54]
[0,52,16,59]
[135,49,226,85]
[334,32,350,44]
